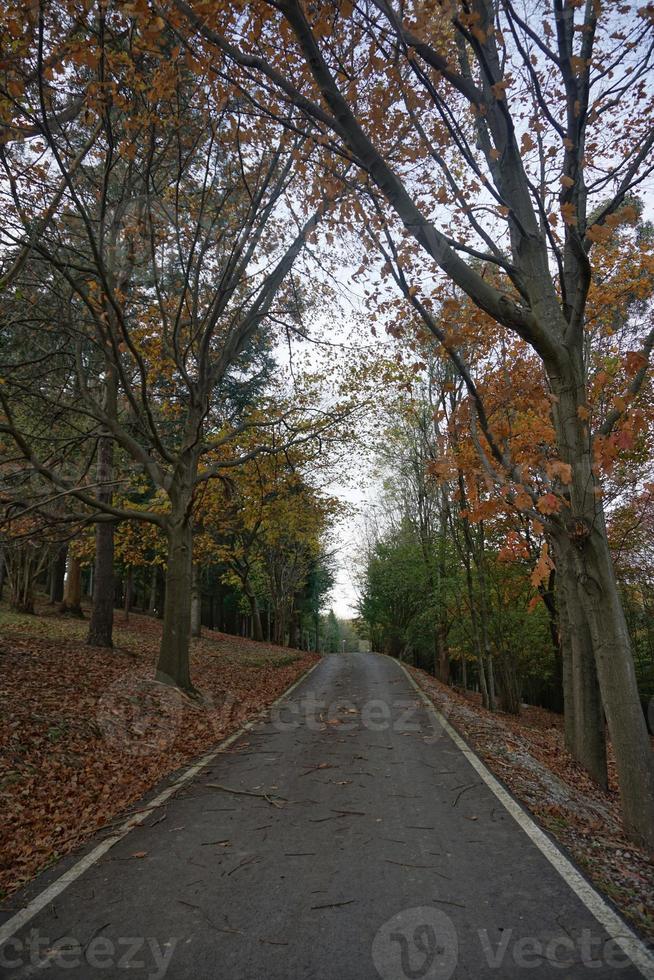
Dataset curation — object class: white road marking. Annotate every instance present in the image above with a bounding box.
[398,660,654,980]
[0,660,320,948]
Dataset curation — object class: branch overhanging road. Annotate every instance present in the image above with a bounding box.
[0,653,649,980]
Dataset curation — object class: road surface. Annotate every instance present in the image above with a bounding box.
[0,653,648,979]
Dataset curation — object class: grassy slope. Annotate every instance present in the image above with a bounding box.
[0,599,317,899]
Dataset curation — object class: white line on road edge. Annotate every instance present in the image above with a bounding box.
[398,661,654,980]
[0,659,321,949]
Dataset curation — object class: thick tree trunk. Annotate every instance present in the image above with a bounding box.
[190,564,201,638]
[496,650,521,715]
[573,531,648,822]
[156,516,194,691]
[87,515,115,646]
[552,366,654,849]
[571,612,607,789]
[556,552,608,787]
[60,555,83,616]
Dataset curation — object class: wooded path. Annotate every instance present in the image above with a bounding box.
[0,654,648,979]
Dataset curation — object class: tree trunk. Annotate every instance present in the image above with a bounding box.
[436,622,450,684]
[476,528,496,712]
[148,565,158,615]
[246,589,264,641]
[475,656,487,705]
[273,607,285,646]
[555,551,608,787]
[288,605,300,649]
[86,369,116,645]
[552,367,654,849]
[486,654,497,711]
[541,569,564,713]
[87,519,115,644]
[572,533,644,803]
[463,560,487,705]
[571,611,607,789]
[156,516,194,691]
[49,545,67,604]
[11,594,35,614]
[123,566,133,621]
[190,563,201,638]
[60,555,83,616]
[557,575,576,756]
[8,547,37,614]
[87,515,115,646]
[496,650,521,715]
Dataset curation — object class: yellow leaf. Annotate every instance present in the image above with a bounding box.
[561,202,577,225]
[585,223,610,243]
[547,460,573,484]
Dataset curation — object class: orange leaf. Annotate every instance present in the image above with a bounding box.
[536,493,560,515]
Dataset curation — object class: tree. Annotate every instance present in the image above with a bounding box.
[0,7,336,690]
[324,609,340,653]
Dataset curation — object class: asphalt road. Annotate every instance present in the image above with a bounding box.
[0,653,647,979]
